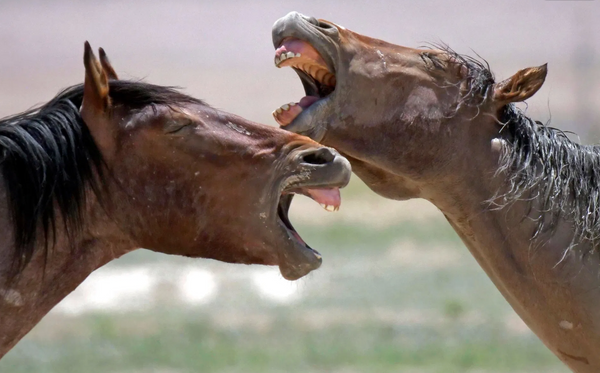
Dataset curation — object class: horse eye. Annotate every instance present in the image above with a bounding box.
[165,119,194,134]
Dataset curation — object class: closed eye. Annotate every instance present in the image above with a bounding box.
[165,119,195,135]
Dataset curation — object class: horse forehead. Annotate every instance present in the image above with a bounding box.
[120,104,203,130]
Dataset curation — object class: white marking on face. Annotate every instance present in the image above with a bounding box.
[559,320,574,330]
[376,50,387,69]
[0,289,24,307]
[226,121,251,136]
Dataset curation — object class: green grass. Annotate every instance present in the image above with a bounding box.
[297,220,460,254]
[0,197,569,373]
[2,313,563,373]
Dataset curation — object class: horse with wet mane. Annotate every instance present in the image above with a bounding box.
[0,42,351,358]
[271,12,599,373]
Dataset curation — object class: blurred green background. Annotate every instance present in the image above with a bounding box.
[0,180,569,373]
[2,0,598,372]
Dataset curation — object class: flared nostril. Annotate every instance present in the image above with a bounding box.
[317,20,335,30]
[301,147,336,165]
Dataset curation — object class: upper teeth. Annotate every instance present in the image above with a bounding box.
[275,52,301,67]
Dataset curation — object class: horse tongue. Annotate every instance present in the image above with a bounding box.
[273,96,320,127]
[305,188,341,212]
[298,96,319,108]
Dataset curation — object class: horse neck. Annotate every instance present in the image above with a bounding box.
[423,130,600,372]
[0,179,131,358]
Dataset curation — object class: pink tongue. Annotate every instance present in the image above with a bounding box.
[305,188,341,207]
[275,45,288,58]
[299,96,319,109]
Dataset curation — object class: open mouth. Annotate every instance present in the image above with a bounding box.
[276,186,341,269]
[272,38,336,127]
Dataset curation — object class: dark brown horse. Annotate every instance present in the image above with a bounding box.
[272,12,599,373]
[0,42,350,358]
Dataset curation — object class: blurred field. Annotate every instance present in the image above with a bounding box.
[0,179,569,373]
[1,1,598,372]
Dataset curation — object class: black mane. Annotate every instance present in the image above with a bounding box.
[496,105,600,251]
[0,81,202,273]
[433,45,600,250]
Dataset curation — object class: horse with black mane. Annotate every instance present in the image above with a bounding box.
[271,12,600,373]
[0,42,351,358]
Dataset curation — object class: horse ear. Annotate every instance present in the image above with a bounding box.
[492,64,547,106]
[82,41,111,113]
[82,42,116,157]
[98,47,119,80]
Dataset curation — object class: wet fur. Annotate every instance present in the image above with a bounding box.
[425,45,600,255]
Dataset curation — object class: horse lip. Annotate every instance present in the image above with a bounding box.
[273,12,338,140]
[275,193,322,280]
[274,151,351,280]
[272,11,337,76]
[285,147,351,191]
[280,97,330,142]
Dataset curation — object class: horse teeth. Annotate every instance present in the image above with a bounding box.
[276,107,283,114]
[276,54,287,67]
[281,104,290,111]
[320,204,336,212]
[275,52,302,67]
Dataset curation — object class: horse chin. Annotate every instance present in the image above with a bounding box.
[270,142,350,280]
[275,193,322,280]
[275,185,343,280]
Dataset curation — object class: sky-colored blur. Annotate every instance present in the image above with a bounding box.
[1,0,599,137]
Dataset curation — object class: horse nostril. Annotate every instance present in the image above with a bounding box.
[301,14,334,30]
[317,20,334,30]
[300,14,319,26]
[301,147,336,165]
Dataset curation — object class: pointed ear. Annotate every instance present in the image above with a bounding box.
[82,41,111,113]
[492,64,547,106]
[98,47,119,80]
[82,42,115,157]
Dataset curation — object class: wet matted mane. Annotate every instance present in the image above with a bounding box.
[269,13,600,370]
[0,81,203,272]
[432,46,600,251]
